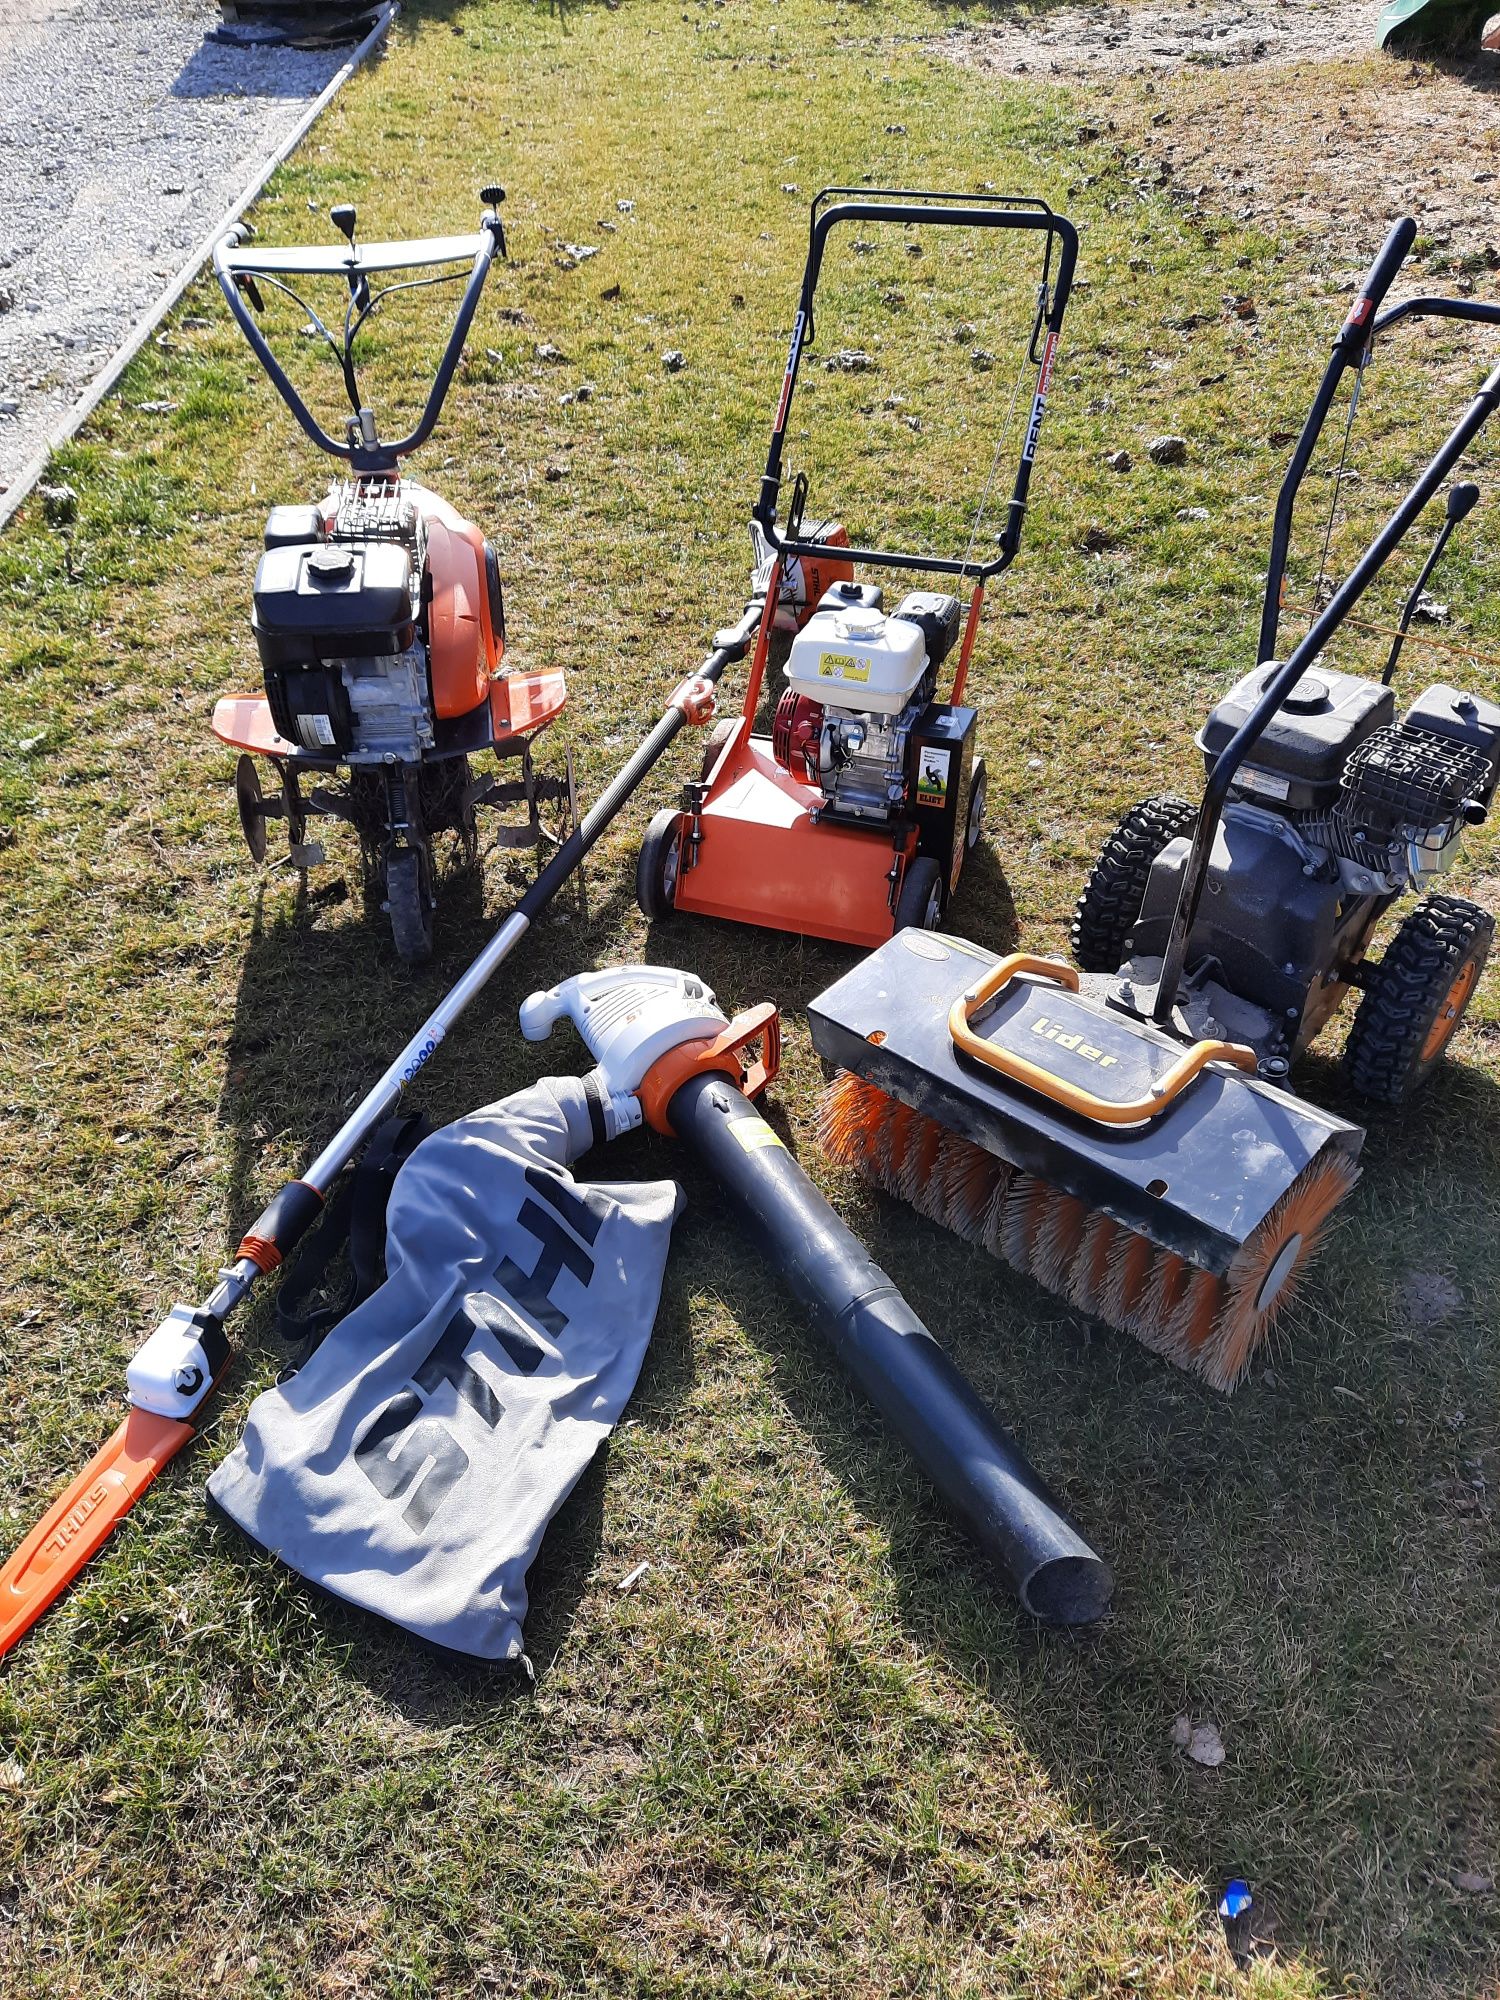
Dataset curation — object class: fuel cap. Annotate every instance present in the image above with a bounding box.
[308,544,355,582]
[1264,668,1331,713]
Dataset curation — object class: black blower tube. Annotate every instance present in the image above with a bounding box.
[668,1071,1114,1625]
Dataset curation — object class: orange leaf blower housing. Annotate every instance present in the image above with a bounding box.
[636,188,1079,949]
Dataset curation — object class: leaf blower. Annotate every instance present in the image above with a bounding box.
[520,967,1113,1625]
[0,600,768,1660]
[810,218,1500,1392]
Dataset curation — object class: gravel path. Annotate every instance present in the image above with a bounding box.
[0,0,351,495]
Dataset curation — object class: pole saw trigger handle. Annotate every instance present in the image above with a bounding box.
[636,1002,781,1138]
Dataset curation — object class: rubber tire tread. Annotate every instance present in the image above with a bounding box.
[387,846,435,964]
[636,809,683,922]
[1343,892,1493,1105]
[1070,793,1199,973]
[895,854,943,931]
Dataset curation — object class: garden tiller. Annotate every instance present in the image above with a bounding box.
[211,190,570,961]
[636,190,1077,947]
[815,217,1500,1391]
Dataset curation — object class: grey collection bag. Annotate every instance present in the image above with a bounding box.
[208,1077,682,1661]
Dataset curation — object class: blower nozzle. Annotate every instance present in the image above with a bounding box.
[523,965,1113,1623]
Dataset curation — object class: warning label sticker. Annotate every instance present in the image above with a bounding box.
[915,745,952,807]
[818,652,871,684]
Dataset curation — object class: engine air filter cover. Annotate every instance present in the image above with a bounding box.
[253,538,417,670]
[1198,662,1395,810]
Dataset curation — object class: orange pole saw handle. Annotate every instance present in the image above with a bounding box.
[0,1408,195,1658]
[947,952,1257,1127]
[637,1002,781,1137]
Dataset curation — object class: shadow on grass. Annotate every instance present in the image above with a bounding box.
[205,770,1496,1990]
[708,1020,1500,1993]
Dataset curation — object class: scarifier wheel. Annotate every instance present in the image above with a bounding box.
[818,1071,1360,1391]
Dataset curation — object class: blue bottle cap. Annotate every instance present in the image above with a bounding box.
[1219,1879,1253,1921]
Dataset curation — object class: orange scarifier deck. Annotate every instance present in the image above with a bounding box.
[672,726,907,949]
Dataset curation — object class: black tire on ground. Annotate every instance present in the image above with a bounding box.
[964,757,988,854]
[386,845,436,963]
[636,809,684,922]
[1343,892,1494,1105]
[1070,793,1198,973]
[895,854,944,932]
[698,718,737,784]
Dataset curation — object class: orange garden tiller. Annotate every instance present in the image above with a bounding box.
[210,191,569,961]
[635,190,1077,948]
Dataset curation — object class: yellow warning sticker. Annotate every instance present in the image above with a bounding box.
[818,652,871,683]
[729,1120,787,1153]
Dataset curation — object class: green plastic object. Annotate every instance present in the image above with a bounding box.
[1379,0,1491,50]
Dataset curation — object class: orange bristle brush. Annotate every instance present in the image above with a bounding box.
[819,1073,1358,1391]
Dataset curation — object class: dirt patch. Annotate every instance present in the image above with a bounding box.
[944,3,1500,265]
[1396,1269,1465,1327]
[945,0,1383,80]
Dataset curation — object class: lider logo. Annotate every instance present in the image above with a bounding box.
[1031,1014,1119,1069]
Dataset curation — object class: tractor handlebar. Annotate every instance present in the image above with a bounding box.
[213,192,508,475]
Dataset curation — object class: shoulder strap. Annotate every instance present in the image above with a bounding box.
[276,1112,431,1352]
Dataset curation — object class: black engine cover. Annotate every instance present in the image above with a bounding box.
[1197,663,1394,811]
[894,591,962,671]
[1401,683,1500,810]
[253,539,417,671]
[1132,801,1346,1033]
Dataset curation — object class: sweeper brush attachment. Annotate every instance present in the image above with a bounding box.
[809,933,1363,1390]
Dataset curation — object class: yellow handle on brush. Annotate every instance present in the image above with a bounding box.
[947,953,1258,1126]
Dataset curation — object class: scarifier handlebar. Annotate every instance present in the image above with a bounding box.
[752,188,1078,581]
[214,188,508,474]
[527,964,1113,1624]
[0,601,768,1662]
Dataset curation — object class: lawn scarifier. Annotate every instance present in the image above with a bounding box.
[636,189,1075,947]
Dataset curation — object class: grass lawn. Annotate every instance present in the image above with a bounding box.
[1,1,1497,1994]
